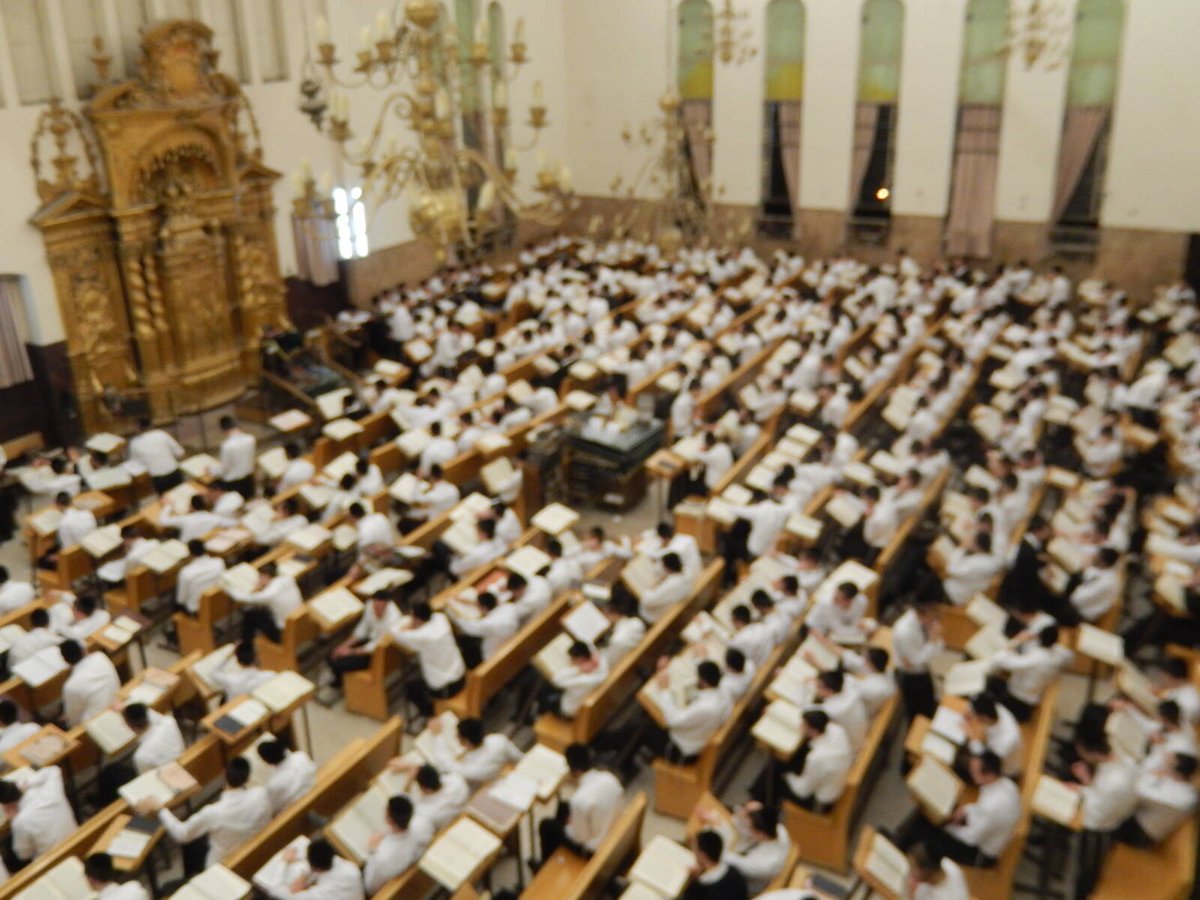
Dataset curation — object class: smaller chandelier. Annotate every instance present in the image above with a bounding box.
[714,0,756,66]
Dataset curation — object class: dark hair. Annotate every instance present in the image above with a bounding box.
[748,804,779,835]
[971,693,999,720]
[416,764,441,791]
[307,838,335,872]
[567,640,591,660]
[866,647,889,672]
[477,591,498,611]
[348,502,367,519]
[122,703,150,730]
[695,829,724,863]
[731,604,752,626]
[1175,754,1198,779]
[257,739,287,765]
[976,750,1003,776]
[818,669,844,694]
[1162,657,1189,680]
[30,608,49,628]
[187,538,206,557]
[836,581,858,599]
[565,742,591,773]
[235,641,258,666]
[908,843,940,878]
[0,700,16,726]
[1158,700,1182,727]
[457,718,484,747]
[802,709,829,733]
[662,553,683,574]
[61,639,84,665]
[507,573,527,591]
[697,660,722,688]
[725,647,746,673]
[226,757,252,787]
[1038,625,1059,647]
[219,415,236,431]
[387,794,414,829]
[411,602,433,622]
[84,852,116,883]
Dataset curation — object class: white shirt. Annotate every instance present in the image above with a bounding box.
[1070,566,1120,622]
[176,554,226,615]
[414,772,470,831]
[356,512,395,549]
[658,687,732,756]
[511,575,553,622]
[564,768,624,851]
[57,506,98,548]
[454,602,521,659]
[391,613,467,690]
[278,459,316,491]
[351,602,403,652]
[604,616,645,666]
[128,429,184,477]
[639,572,693,624]
[363,817,434,894]
[944,550,1005,606]
[415,480,460,518]
[265,750,318,814]
[63,652,121,726]
[891,609,941,673]
[911,859,970,900]
[945,776,1021,859]
[233,575,302,629]
[97,883,150,900]
[159,785,273,868]
[1134,772,1198,842]
[276,855,365,900]
[218,431,257,481]
[730,499,790,556]
[8,627,59,666]
[449,537,506,577]
[729,621,775,668]
[10,767,77,861]
[726,822,791,894]
[553,657,610,717]
[210,660,274,699]
[0,580,35,614]
[785,722,852,806]
[431,732,523,787]
[0,721,40,752]
[967,705,1023,775]
[132,710,185,773]
[990,644,1062,706]
[807,593,868,641]
[1081,755,1139,831]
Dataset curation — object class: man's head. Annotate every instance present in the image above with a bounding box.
[801,709,829,740]
[84,853,117,887]
[0,780,21,816]
[415,764,441,794]
[457,718,485,749]
[969,750,1003,785]
[697,660,722,690]
[835,582,858,608]
[969,693,999,725]
[122,703,151,733]
[61,639,84,665]
[386,794,414,831]
[219,415,237,433]
[257,739,287,767]
[226,756,252,788]
[0,700,17,727]
[306,838,336,873]
[693,829,724,871]
[565,742,591,776]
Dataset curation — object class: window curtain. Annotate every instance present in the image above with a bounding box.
[778,100,803,226]
[681,100,713,192]
[945,104,1002,258]
[292,216,340,287]
[1053,107,1109,222]
[0,279,32,389]
[849,103,880,206]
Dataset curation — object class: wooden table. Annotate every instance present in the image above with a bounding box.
[2,722,78,770]
[90,813,164,893]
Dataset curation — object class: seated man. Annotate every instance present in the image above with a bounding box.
[0,566,34,615]
[228,562,302,644]
[535,743,623,863]
[84,851,149,900]
[807,581,870,642]
[654,660,731,764]
[543,640,609,720]
[638,552,694,624]
[683,829,749,900]
[257,739,318,815]
[0,766,77,869]
[0,701,39,752]
[411,764,470,832]
[210,640,275,699]
[717,802,790,895]
[390,602,467,717]
[752,710,851,811]
[174,539,226,617]
[61,639,120,727]
[1116,752,1198,848]
[905,842,969,900]
[325,593,402,692]
[363,795,433,894]
[961,693,1022,777]
[270,837,364,900]
[423,716,522,789]
[924,751,1021,867]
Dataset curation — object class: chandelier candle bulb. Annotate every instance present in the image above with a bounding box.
[359,27,372,51]
[318,171,333,195]
[375,11,391,41]
[532,80,544,107]
[493,81,507,109]
[477,181,495,212]
[314,15,330,45]
[504,148,517,172]
[514,18,525,44]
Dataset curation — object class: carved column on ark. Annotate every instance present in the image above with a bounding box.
[118,240,170,420]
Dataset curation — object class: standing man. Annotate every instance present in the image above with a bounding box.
[128,418,185,494]
[216,415,256,498]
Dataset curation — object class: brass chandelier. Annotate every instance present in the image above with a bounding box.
[298,0,573,263]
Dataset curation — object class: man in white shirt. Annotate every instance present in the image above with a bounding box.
[83,852,150,900]
[0,567,34,615]
[408,465,460,524]
[174,540,226,616]
[988,624,1066,722]
[753,710,852,810]
[269,838,364,900]
[1072,734,1139,833]
[363,795,433,894]
[638,552,694,624]
[905,843,969,900]
[728,604,775,668]
[720,803,791,895]
[39,491,97,570]
[1117,752,1198,847]
[695,432,734,493]
[725,485,791,583]
[276,442,315,492]
[160,494,233,544]
[0,767,77,865]
[210,641,275,699]
[418,421,458,477]
[216,415,257,497]
[142,757,271,875]
[8,608,58,666]
[655,660,732,762]
[451,590,520,665]
[61,640,120,727]
[325,594,402,691]
[390,602,467,716]
[229,562,302,644]
[535,743,624,861]
[943,534,1005,606]
[963,693,1022,776]
[424,716,522,788]
[444,518,507,579]
[257,738,318,814]
[1067,547,1121,624]
[892,599,942,720]
[128,418,185,493]
[544,640,609,720]
[412,764,470,832]
[807,581,870,642]
[939,751,1021,865]
[0,701,39,753]
[97,701,187,804]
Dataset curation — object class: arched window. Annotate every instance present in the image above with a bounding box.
[1051,0,1123,251]
[759,0,805,238]
[455,0,484,152]
[945,0,1009,258]
[678,0,714,201]
[849,0,904,242]
[487,1,507,167]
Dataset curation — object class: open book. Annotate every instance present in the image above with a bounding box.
[826,493,865,529]
[252,671,314,713]
[269,410,313,433]
[863,830,910,896]
[480,457,517,495]
[354,567,413,596]
[87,709,137,755]
[532,633,574,681]
[942,659,990,697]
[11,856,95,900]
[180,454,219,481]
[309,586,364,630]
[142,539,191,574]
[29,506,63,537]
[627,835,695,899]
[1115,662,1159,714]
[315,388,352,421]
[419,816,504,891]
[13,645,68,688]
[257,447,289,480]
[964,625,1009,660]
[286,523,333,554]
[751,698,805,757]
[1075,624,1123,666]
[118,762,198,808]
[906,757,963,823]
[1031,774,1081,827]
[81,525,123,559]
[531,503,580,536]
[966,593,1007,630]
[170,865,251,900]
[562,600,610,644]
[322,418,363,442]
[620,555,661,601]
[220,562,261,595]
[506,545,552,580]
[513,743,569,801]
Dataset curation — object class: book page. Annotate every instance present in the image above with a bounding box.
[629,835,694,898]
[1031,775,1081,827]
[562,601,610,644]
[907,757,962,822]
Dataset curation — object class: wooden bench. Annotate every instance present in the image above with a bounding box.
[534,560,725,751]
[1090,816,1196,900]
[782,693,899,872]
[173,585,235,656]
[521,791,648,900]
[651,622,801,818]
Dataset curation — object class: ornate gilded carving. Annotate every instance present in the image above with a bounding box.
[29,19,287,430]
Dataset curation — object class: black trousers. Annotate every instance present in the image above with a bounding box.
[898,670,938,720]
[538,802,591,860]
[409,676,465,717]
[98,761,136,805]
[328,650,372,687]
[900,815,994,868]
[722,519,753,584]
[219,476,255,498]
[152,470,184,494]
[242,607,281,644]
[987,678,1035,723]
